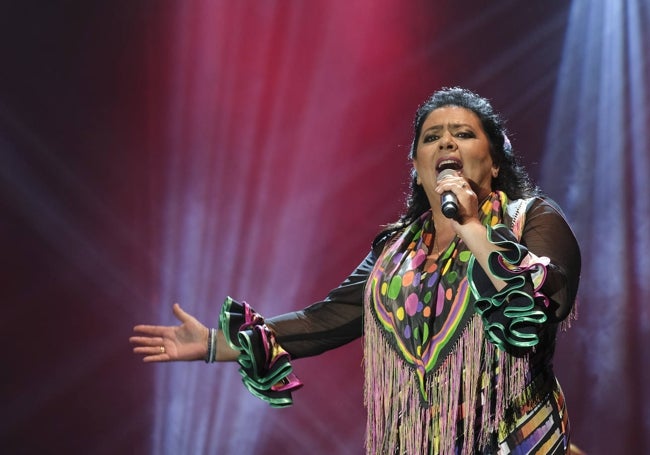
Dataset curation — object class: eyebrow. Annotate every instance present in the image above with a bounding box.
[423,123,476,132]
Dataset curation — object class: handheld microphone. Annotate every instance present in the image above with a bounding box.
[437,168,458,219]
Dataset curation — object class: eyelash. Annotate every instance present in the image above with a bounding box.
[422,131,474,143]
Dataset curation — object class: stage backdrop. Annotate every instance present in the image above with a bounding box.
[1,1,648,454]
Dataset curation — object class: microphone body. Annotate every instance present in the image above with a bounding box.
[437,168,458,219]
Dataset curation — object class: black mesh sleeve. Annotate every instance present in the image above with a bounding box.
[521,198,581,321]
[265,248,378,359]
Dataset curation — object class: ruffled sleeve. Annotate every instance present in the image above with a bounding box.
[219,296,303,408]
[468,225,550,352]
[218,246,380,406]
[468,197,581,353]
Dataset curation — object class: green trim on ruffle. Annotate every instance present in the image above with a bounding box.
[468,225,548,351]
[219,296,301,408]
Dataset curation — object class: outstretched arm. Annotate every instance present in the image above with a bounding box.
[130,303,239,362]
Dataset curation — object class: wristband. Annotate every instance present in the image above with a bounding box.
[205,328,217,363]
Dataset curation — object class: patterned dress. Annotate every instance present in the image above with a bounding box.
[220,192,580,454]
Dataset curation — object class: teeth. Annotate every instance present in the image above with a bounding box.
[437,159,461,171]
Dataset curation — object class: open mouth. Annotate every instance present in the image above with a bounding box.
[436,158,463,172]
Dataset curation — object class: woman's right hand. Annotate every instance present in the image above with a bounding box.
[130,303,209,362]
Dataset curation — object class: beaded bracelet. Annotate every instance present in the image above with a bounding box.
[205,328,217,363]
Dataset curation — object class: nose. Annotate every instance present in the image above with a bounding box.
[438,132,456,150]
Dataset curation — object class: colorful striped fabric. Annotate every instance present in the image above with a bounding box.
[495,380,570,454]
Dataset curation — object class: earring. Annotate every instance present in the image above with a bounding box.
[414,170,421,185]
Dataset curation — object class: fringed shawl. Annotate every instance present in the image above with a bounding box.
[363,192,547,454]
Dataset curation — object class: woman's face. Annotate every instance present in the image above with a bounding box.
[413,105,498,204]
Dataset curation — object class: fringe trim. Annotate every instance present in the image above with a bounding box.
[364,311,532,455]
[560,299,579,332]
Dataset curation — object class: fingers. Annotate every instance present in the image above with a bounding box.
[133,346,169,362]
[132,345,163,355]
[132,324,167,336]
[435,175,471,195]
[141,355,167,363]
[129,335,165,347]
[131,304,195,363]
[139,351,169,363]
[132,303,189,334]
[130,336,170,362]
[435,176,478,225]
[172,302,194,323]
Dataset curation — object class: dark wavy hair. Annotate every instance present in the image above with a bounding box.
[379,87,538,239]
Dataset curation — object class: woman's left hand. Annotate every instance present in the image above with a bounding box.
[130,303,209,362]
